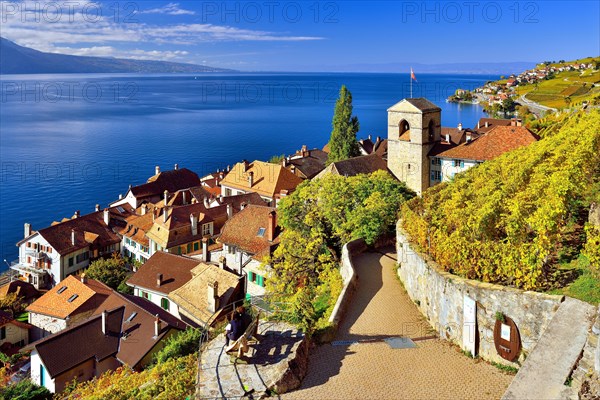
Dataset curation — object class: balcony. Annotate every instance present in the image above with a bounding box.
[9,260,50,289]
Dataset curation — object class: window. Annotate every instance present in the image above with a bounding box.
[0,326,5,340]
[57,286,67,294]
[142,291,151,300]
[139,256,148,263]
[126,312,137,323]
[193,242,199,251]
[187,243,192,253]
[248,271,255,283]
[161,298,170,311]
[225,188,232,196]
[431,158,441,166]
[68,257,74,267]
[202,223,212,236]
[67,294,79,303]
[431,171,442,181]
[257,228,266,237]
[228,245,236,254]
[453,159,464,168]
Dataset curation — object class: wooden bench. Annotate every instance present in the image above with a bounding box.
[225,312,260,358]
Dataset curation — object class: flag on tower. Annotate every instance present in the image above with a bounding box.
[410,67,417,82]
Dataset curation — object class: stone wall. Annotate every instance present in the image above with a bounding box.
[328,238,366,326]
[575,305,600,397]
[396,221,564,366]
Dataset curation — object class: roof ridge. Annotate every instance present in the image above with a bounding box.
[30,305,125,348]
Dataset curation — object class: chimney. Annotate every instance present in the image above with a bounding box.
[71,229,76,246]
[154,315,161,337]
[141,204,147,215]
[24,223,32,239]
[104,208,110,225]
[207,281,219,313]
[156,273,163,287]
[485,121,489,128]
[445,133,450,143]
[227,165,231,172]
[227,203,233,219]
[248,171,254,187]
[190,213,198,236]
[466,133,472,143]
[290,165,296,175]
[282,157,287,167]
[219,172,224,180]
[119,194,123,200]
[202,237,210,262]
[174,163,179,170]
[81,273,87,284]
[163,190,168,206]
[457,123,462,131]
[163,208,168,223]
[242,160,248,172]
[516,118,522,127]
[95,204,100,212]
[267,210,276,242]
[477,121,481,129]
[302,144,309,157]
[102,310,108,335]
[182,191,187,205]
[155,165,160,175]
[376,136,381,143]
[74,210,80,218]
[203,196,210,208]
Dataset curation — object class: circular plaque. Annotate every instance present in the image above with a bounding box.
[493,315,521,362]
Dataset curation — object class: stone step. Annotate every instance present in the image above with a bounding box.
[502,297,596,400]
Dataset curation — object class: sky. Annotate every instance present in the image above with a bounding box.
[1,0,599,71]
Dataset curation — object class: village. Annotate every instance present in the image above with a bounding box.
[0,94,598,399]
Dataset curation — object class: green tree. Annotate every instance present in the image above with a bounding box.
[0,379,52,400]
[152,327,204,365]
[84,253,131,291]
[327,85,360,164]
[266,171,414,332]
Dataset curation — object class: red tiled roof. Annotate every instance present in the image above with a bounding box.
[220,161,303,199]
[218,205,279,257]
[26,275,112,319]
[320,154,389,178]
[126,252,199,295]
[0,280,39,302]
[0,310,33,330]
[431,125,538,161]
[130,168,201,199]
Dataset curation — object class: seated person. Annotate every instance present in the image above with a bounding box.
[225,312,244,346]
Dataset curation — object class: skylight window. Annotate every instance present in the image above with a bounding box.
[257,227,266,237]
[57,286,67,294]
[117,206,125,213]
[67,294,79,303]
[126,312,137,323]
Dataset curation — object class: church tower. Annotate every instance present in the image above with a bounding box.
[386,98,441,195]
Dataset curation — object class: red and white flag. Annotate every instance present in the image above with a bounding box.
[410,67,417,82]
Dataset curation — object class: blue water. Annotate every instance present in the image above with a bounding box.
[0,72,496,267]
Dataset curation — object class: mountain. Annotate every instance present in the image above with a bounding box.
[0,38,235,74]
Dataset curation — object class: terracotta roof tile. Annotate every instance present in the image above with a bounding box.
[126,252,199,295]
[218,205,279,256]
[26,275,111,319]
[169,263,242,325]
[130,168,201,199]
[220,161,303,199]
[0,280,39,302]
[431,125,538,161]
[315,154,389,178]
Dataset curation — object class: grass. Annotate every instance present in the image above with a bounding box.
[547,255,600,305]
[491,361,519,374]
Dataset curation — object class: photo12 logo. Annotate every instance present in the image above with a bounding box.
[1,1,140,24]
[1,81,138,103]
[199,1,340,24]
[401,1,540,24]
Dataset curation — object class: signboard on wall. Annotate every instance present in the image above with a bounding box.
[463,295,477,357]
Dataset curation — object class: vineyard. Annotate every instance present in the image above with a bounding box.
[400,111,600,293]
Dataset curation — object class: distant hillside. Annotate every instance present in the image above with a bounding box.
[0,38,235,74]
[400,111,600,299]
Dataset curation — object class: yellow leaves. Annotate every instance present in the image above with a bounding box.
[401,110,600,289]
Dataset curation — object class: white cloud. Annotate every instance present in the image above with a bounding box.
[140,2,195,16]
[0,0,323,62]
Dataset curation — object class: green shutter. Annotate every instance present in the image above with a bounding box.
[258,275,263,287]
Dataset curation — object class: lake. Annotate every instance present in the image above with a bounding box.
[0,72,496,267]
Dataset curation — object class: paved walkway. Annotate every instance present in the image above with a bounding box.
[284,249,514,400]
